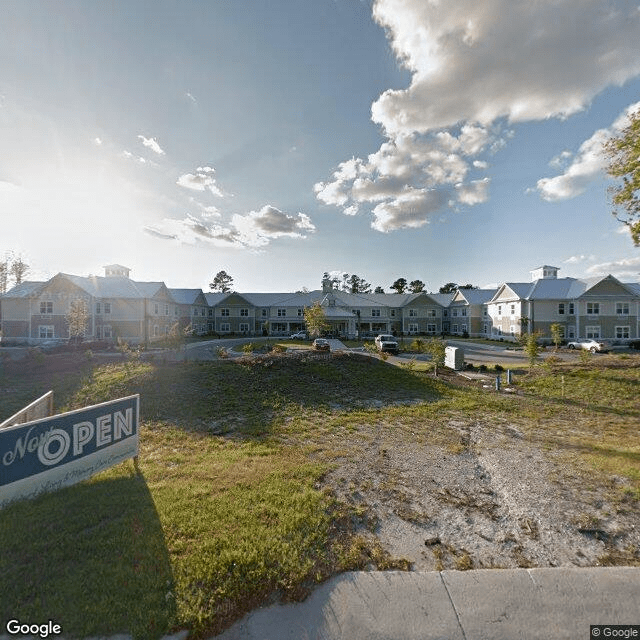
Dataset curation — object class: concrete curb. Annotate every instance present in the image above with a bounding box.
[211,568,640,640]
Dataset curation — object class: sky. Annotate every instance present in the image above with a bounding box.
[1,0,640,293]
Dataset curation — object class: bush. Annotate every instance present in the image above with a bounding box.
[494,364,504,372]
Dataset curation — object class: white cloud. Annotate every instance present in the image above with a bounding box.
[563,255,589,264]
[316,0,640,232]
[232,205,316,247]
[537,101,640,201]
[138,135,165,155]
[94,137,103,146]
[370,0,640,135]
[176,166,225,197]
[585,256,640,280]
[186,92,197,103]
[145,205,315,249]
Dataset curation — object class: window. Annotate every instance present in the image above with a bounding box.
[409,309,417,317]
[558,303,565,315]
[239,323,249,333]
[616,302,630,315]
[103,325,112,339]
[240,308,249,317]
[277,308,286,317]
[482,323,488,334]
[272,322,287,333]
[408,323,418,333]
[96,302,101,314]
[427,323,436,334]
[586,302,600,315]
[221,308,230,317]
[153,325,159,337]
[462,308,467,317]
[40,301,53,314]
[390,309,396,317]
[38,325,54,338]
[208,308,212,316]
[427,309,436,317]
[452,309,458,317]
[220,323,230,333]
[262,308,268,317]
[155,304,159,315]
[452,324,458,333]
[443,310,448,317]
[371,309,380,317]
[460,324,467,333]
[104,303,111,314]
[510,325,515,336]
[483,308,488,316]
[616,326,630,339]
[498,305,502,316]
[569,302,574,315]
[297,308,303,316]
[510,305,514,315]
[585,326,601,339]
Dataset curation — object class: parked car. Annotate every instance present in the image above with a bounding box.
[289,331,309,340]
[567,339,611,353]
[374,334,399,355]
[629,339,640,350]
[312,338,330,351]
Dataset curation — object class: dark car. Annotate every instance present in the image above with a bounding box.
[312,338,330,351]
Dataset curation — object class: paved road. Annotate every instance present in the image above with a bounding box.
[211,568,640,640]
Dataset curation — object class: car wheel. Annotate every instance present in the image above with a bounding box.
[568,344,575,349]
[590,347,597,353]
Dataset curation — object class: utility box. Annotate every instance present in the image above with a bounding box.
[445,346,464,370]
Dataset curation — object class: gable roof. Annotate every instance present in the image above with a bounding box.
[452,288,498,304]
[1,281,46,298]
[169,288,206,305]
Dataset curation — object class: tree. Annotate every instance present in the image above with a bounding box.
[210,270,234,293]
[604,108,640,245]
[9,255,29,286]
[66,298,89,342]
[390,278,407,294]
[439,282,458,293]
[459,284,477,290]
[304,302,329,337]
[524,332,542,371]
[374,286,385,294]
[0,257,8,294]
[549,323,564,351]
[347,274,372,294]
[425,337,446,377]
[408,279,425,293]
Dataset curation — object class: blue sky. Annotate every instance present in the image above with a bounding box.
[2,0,640,292]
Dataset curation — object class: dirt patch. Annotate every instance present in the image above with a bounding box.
[323,418,640,571]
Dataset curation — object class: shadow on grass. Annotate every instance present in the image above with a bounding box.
[0,470,176,640]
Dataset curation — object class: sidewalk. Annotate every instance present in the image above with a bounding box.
[211,568,640,640]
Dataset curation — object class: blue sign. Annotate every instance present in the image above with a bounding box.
[0,395,139,508]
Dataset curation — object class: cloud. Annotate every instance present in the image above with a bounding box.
[146,205,315,249]
[316,0,640,231]
[536,101,640,201]
[585,256,640,280]
[94,137,103,146]
[123,150,147,163]
[186,92,197,103]
[138,135,165,155]
[176,166,225,197]
[370,0,640,135]
[232,205,316,247]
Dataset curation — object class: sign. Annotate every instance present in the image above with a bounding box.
[0,395,139,509]
[0,391,54,429]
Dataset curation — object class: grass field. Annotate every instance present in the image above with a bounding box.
[0,349,639,638]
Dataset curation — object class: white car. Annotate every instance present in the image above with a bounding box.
[374,334,399,354]
[289,331,309,340]
[567,339,610,353]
